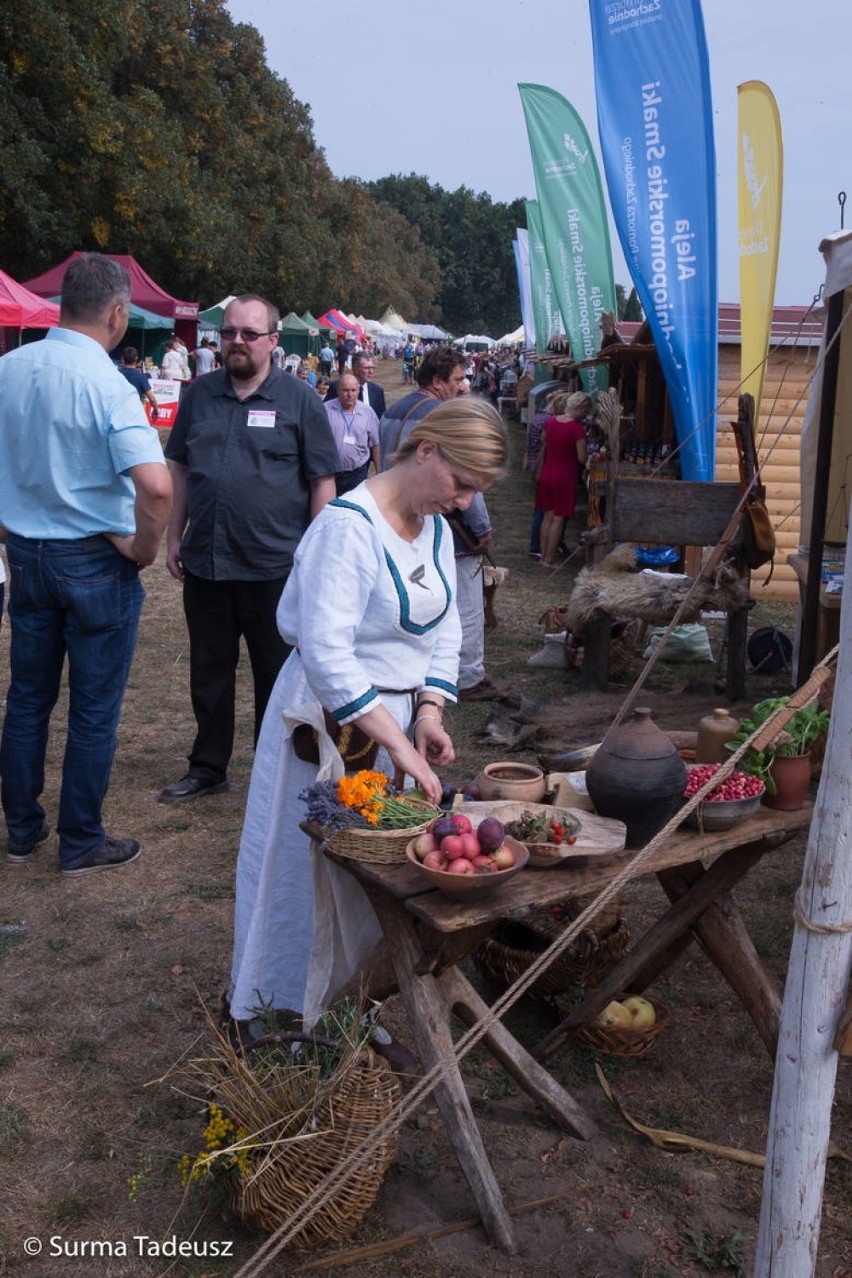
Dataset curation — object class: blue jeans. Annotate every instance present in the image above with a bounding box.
[0,535,144,870]
[529,507,544,555]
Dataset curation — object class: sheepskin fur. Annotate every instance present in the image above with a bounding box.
[565,544,750,637]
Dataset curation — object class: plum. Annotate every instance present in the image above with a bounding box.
[431,815,457,842]
[477,817,505,852]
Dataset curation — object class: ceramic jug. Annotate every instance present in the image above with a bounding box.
[586,707,686,847]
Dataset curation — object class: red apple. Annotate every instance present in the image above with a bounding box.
[411,831,437,861]
[473,856,497,874]
[423,849,447,871]
[459,832,482,860]
[440,834,464,859]
[491,844,516,870]
[446,857,474,875]
[451,813,472,834]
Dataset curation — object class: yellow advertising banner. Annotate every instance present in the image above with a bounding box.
[738,81,783,422]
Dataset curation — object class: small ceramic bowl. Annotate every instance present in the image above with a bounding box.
[477,762,547,804]
[405,836,529,898]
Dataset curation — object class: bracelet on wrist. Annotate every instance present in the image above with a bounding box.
[413,714,441,729]
[417,697,444,713]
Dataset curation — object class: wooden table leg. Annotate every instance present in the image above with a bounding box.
[368,893,517,1254]
[657,866,782,1057]
[534,834,784,1061]
[440,964,597,1140]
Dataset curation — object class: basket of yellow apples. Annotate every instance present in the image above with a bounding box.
[573,994,669,1058]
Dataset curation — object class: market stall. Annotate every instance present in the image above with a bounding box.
[24,252,198,349]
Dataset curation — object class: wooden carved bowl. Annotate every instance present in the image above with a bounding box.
[405,836,529,899]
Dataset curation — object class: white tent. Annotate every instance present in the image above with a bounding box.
[498,325,525,345]
[459,333,495,351]
[408,322,449,341]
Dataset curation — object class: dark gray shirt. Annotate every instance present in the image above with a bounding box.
[165,365,339,581]
[377,391,491,549]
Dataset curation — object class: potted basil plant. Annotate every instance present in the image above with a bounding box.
[726,696,830,809]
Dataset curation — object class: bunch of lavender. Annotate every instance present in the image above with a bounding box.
[299,780,369,833]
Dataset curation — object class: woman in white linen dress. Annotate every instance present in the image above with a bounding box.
[228,400,508,1025]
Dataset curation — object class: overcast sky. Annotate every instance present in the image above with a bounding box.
[227,0,850,306]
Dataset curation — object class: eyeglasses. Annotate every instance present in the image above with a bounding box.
[220,327,275,343]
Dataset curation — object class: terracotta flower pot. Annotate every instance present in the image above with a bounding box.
[764,751,812,811]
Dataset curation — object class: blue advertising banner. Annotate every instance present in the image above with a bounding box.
[513,229,535,348]
[520,83,616,396]
[525,200,564,355]
[589,0,718,480]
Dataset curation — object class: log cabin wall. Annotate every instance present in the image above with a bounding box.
[714,309,823,602]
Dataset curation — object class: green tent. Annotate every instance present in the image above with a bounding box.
[278,311,315,358]
[198,295,236,328]
[301,311,334,352]
[301,310,328,331]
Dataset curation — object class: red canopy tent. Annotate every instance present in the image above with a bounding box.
[0,268,60,355]
[0,268,60,328]
[317,309,364,338]
[24,253,198,346]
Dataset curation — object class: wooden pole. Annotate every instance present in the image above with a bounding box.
[753,511,852,1276]
[798,288,844,682]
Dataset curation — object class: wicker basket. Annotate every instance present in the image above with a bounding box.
[224,1043,400,1248]
[473,893,629,997]
[571,997,670,1058]
[326,800,438,864]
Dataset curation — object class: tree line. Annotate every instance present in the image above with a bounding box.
[0,0,637,336]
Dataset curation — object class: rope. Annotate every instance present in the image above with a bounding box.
[232,650,838,1278]
[793,889,852,935]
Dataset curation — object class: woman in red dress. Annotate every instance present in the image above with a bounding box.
[534,390,591,567]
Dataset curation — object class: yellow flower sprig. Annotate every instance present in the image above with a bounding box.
[179,1103,251,1187]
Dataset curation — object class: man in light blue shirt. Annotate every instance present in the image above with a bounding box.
[0,253,172,877]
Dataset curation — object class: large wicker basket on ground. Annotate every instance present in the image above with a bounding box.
[177,1026,401,1250]
[226,1043,400,1246]
[473,891,629,997]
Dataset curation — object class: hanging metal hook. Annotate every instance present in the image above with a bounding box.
[839,190,847,229]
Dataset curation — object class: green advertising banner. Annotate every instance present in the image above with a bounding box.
[525,199,564,364]
[520,83,616,394]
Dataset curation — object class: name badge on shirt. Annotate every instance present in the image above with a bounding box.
[247,410,276,429]
[343,433,357,445]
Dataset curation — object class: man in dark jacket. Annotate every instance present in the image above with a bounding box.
[325,351,386,418]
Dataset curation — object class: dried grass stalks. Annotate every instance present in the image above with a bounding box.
[565,543,750,635]
[171,1018,401,1248]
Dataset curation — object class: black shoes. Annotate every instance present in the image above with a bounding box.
[6,822,51,864]
[61,837,142,879]
[158,773,229,804]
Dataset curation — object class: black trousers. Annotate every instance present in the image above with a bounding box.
[182,572,291,780]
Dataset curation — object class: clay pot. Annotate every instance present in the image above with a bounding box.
[764,752,812,811]
[585,707,687,848]
[477,762,546,804]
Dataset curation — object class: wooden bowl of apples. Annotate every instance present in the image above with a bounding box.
[406,813,529,898]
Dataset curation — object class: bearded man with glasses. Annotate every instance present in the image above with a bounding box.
[159,295,339,804]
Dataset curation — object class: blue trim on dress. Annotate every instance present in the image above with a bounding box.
[329,498,452,637]
[332,688,380,721]
[425,678,458,698]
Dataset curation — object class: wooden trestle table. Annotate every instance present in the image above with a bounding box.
[316,803,812,1254]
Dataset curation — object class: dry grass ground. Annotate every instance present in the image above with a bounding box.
[0,359,849,1278]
